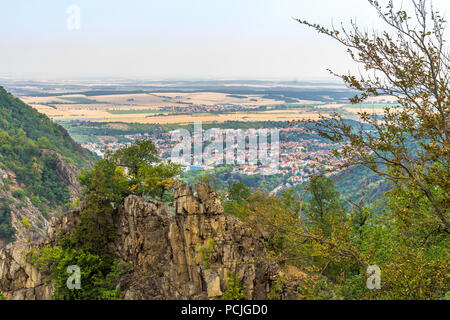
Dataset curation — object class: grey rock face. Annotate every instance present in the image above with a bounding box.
[0,243,52,300]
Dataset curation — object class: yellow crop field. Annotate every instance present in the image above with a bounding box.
[89,111,328,124]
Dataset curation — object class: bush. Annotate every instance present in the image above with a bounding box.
[199,239,215,269]
[2,178,11,191]
[28,246,128,300]
[268,275,286,300]
[222,271,247,300]
[0,203,14,242]
[12,188,26,199]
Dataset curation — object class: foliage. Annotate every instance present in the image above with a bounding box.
[223,182,251,216]
[354,199,449,300]
[0,202,14,242]
[268,275,286,300]
[27,246,129,300]
[228,182,251,202]
[138,161,181,201]
[110,139,159,176]
[70,197,117,264]
[0,87,95,208]
[305,175,346,238]
[75,139,181,260]
[227,169,448,299]
[296,0,449,234]
[0,86,96,243]
[31,139,181,300]
[12,188,26,199]
[222,271,247,300]
[275,0,450,299]
[78,159,130,206]
[19,216,31,229]
[198,239,216,269]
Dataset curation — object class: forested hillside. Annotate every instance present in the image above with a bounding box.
[0,86,95,243]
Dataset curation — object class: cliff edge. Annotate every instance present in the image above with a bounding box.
[0,181,298,300]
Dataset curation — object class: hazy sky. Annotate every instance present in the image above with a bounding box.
[1,0,449,80]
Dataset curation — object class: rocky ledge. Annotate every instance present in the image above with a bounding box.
[0,181,300,300]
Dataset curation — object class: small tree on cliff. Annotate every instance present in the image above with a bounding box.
[75,140,181,259]
[296,0,449,235]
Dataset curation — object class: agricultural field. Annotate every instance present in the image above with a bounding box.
[7,80,367,124]
[19,91,332,124]
[341,103,400,115]
[98,110,327,124]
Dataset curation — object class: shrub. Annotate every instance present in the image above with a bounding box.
[199,239,215,269]
[12,188,26,199]
[268,275,286,300]
[0,203,14,242]
[222,271,247,300]
[3,178,11,191]
[28,246,128,300]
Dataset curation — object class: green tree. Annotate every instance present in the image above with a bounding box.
[296,0,449,234]
[294,0,449,299]
[32,139,182,300]
[228,182,251,202]
[0,203,14,242]
[27,246,128,300]
[78,159,130,206]
[111,139,159,176]
[305,175,346,237]
[139,161,182,200]
[223,182,252,216]
[222,271,247,300]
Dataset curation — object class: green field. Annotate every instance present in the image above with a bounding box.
[60,97,109,104]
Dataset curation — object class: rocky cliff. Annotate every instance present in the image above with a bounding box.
[0,166,50,245]
[0,181,302,300]
[40,149,82,203]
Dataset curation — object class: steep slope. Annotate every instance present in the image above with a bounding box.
[332,165,390,204]
[0,86,95,246]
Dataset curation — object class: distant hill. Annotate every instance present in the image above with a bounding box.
[332,165,390,206]
[0,86,96,245]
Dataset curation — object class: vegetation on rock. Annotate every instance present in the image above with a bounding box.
[30,140,181,299]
